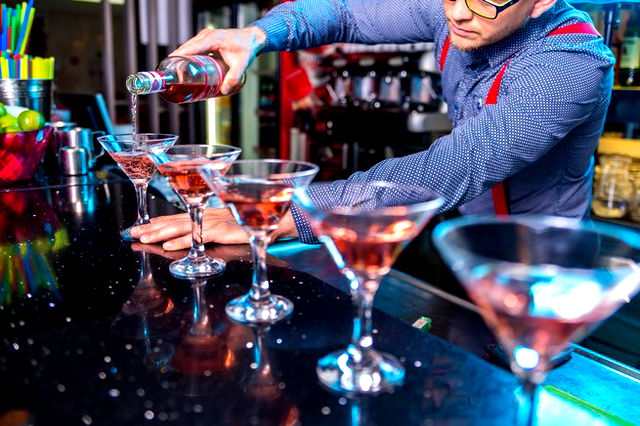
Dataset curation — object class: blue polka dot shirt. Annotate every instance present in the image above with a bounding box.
[252,0,615,244]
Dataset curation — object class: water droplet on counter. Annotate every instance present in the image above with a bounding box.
[321,407,331,415]
[144,410,154,420]
[193,405,203,413]
[414,360,422,368]
[12,343,19,351]
[65,317,71,323]
[278,382,286,390]
[276,338,282,344]
[108,389,120,397]
[338,397,347,405]
[82,415,93,425]
[104,356,112,363]
[125,344,132,350]
[246,342,254,349]
[250,362,257,369]
[136,388,145,397]
[98,372,107,380]
[373,329,378,334]
[57,384,66,392]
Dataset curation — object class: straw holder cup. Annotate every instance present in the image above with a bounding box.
[0,79,52,120]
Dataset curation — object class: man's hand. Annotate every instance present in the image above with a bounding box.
[171,26,267,95]
[130,208,299,251]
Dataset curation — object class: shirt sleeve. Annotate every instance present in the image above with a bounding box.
[251,0,445,52]
[292,48,613,243]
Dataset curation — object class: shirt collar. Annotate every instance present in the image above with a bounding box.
[463,0,561,69]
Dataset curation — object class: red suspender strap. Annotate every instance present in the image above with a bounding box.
[487,61,511,216]
[485,60,510,107]
[439,37,451,73]
[547,23,600,37]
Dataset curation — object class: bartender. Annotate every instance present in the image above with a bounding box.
[130,0,614,248]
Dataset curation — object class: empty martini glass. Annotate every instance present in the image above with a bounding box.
[432,216,640,425]
[293,181,443,394]
[148,144,241,279]
[97,134,178,241]
[200,159,319,324]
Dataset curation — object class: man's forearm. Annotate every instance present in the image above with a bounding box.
[251,0,444,53]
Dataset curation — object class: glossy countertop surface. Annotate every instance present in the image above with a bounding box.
[0,174,639,426]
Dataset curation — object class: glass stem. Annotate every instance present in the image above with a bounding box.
[349,278,379,361]
[249,233,271,305]
[190,282,210,336]
[188,204,206,261]
[517,381,538,426]
[134,182,150,225]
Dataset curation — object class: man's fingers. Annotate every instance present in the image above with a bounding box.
[130,216,189,238]
[149,213,189,223]
[138,221,193,244]
[162,234,193,251]
[220,63,247,95]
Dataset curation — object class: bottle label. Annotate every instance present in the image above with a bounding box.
[140,71,167,93]
[621,36,640,69]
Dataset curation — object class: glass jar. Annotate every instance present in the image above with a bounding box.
[592,155,634,218]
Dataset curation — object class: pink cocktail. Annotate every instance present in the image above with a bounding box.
[294,181,443,394]
[98,133,178,241]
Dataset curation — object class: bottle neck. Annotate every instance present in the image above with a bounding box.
[126,71,172,95]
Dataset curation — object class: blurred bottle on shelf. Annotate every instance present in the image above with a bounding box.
[620,16,640,87]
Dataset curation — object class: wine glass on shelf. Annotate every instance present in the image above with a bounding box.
[199,159,319,324]
[293,181,443,394]
[432,216,640,425]
[148,144,241,279]
[97,133,178,241]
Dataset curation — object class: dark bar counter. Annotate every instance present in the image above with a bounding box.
[1,172,639,426]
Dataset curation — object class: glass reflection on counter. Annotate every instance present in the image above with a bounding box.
[111,249,183,339]
[157,278,243,397]
[0,190,68,307]
[226,325,299,426]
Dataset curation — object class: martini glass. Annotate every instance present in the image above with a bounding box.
[200,159,319,324]
[432,216,640,425]
[148,144,241,279]
[293,181,443,394]
[97,134,178,241]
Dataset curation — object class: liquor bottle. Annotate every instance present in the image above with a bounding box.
[126,54,246,103]
[620,17,640,87]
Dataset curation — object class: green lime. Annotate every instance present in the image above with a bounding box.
[0,103,7,117]
[3,125,22,132]
[0,114,18,129]
[18,110,45,131]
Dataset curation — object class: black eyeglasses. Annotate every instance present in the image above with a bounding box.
[449,0,521,19]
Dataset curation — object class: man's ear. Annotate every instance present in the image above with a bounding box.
[530,0,556,19]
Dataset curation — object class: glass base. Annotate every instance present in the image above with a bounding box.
[316,347,405,394]
[225,293,293,324]
[169,256,226,279]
